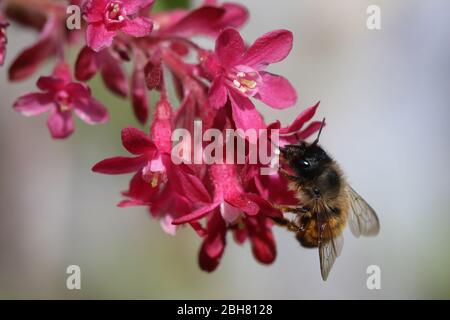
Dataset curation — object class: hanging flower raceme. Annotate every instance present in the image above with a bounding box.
[13,62,108,138]
[3,0,324,273]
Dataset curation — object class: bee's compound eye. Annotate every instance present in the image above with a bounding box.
[300,160,310,168]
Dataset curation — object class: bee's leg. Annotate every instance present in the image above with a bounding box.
[271,216,302,233]
[279,168,299,182]
[271,205,308,232]
[273,204,307,215]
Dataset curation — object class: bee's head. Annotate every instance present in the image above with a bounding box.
[280,142,332,178]
[279,118,331,179]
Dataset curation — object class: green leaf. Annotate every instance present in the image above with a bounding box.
[153,0,191,12]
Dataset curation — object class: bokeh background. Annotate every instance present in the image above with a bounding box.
[1,0,449,299]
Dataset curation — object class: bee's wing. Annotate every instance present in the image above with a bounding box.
[317,211,344,281]
[347,186,380,238]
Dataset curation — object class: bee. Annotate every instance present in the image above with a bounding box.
[273,119,380,280]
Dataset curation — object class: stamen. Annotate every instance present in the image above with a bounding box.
[107,2,124,22]
[151,173,159,188]
[240,79,257,89]
[233,80,241,88]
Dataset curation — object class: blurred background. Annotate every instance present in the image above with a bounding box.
[1,0,449,299]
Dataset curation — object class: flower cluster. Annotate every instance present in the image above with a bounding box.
[2,0,322,271]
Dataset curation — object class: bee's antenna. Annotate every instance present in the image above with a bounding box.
[312,118,326,145]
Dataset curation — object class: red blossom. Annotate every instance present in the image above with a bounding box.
[201,28,297,130]
[83,0,154,52]
[13,62,108,139]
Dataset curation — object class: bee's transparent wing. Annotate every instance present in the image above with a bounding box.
[347,186,380,238]
[317,211,344,281]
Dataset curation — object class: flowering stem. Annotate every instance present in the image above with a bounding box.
[160,36,204,52]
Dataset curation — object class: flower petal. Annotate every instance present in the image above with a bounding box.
[249,218,276,264]
[8,16,59,81]
[73,97,109,125]
[208,76,227,109]
[46,108,75,139]
[65,82,91,99]
[36,76,65,92]
[121,127,155,155]
[242,30,293,69]
[162,7,225,37]
[172,202,220,225]
[121,17,153,37]
[131,65,149,124]
[198,211,226,272]
[122,0,155,15]
[280,102,320,134]
[255,72,297,109]
[228,90,265,131]
[220,202,241,223]
[151,97,173,153]
[52,62,72,83]
[215,28,245,68]
[75,46,100,81]
[92,155,146,174]
[13,93,54,116]
[218,3,249,31]
[226,193,259,216]
[100,50,129,97]
[168,165,212,204]
[82,0,108,23]
[297,121,323,140]
[160,215,177,236]
[86,22,116,52]
[121,172,157,204]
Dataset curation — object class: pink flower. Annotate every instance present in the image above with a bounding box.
[93,96,198,234]
[202,28,297,130]
[92,95,173,198]
[0,18,8,66]
[83,0,154,52]
[13,62,109,139]
[170,162,282,272]
[172,164,260,226]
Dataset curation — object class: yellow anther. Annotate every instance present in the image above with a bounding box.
[240,79,257,89]
[150,174,159,188]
